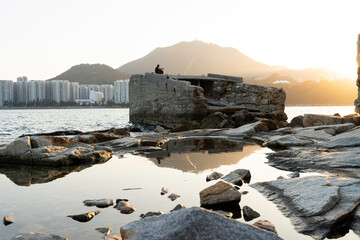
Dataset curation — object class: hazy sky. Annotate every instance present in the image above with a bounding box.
[0,0,359,80]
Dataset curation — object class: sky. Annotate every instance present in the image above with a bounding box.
[0,0,359,80]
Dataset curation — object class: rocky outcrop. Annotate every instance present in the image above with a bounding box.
[355,34,360,113]
[252,176,360,239]
[303,114,360,127]
[129,73,287,129]
[120,207,282,240]
[11,232,68,240]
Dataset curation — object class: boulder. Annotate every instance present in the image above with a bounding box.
[3,215,14,226]
[287,172,299,178]
[170,204,186,212]
[253,220,278,235]
[206,171,223,182]
[199,112,234,129]
[83,199,114,208]
[290,115,304,128]
[232,109,255,127]
[221,169,251,186]
[115,201,136,214]
[11,232,68,240]
[0,137,31,160]
[252,176,360,239]
[140,211,164,219]
[160,187,169,195]
[168,193,180,201]
[199,181,241,206]
[303,114,360,127]
[120,207,282,240]
[243,206,260,221]
[67,210,101,222]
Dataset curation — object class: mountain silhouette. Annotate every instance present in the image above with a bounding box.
[49,64,130,84]
[117,40,273,76]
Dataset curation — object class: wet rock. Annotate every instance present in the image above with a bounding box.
[200,181,241,206]
[252,176,360,239]
[168,193,180,201]
[30,135,87,148]
[83,199,114,208]
[264,135,313,149]
[67,210,101,222]
[170,204,186,212]
[0,137,31,160]
[11,232,68,240]
[95,227,112,237]
[242,191,249,195]
[206,171,223,182]
[120,207,282,240]
[243,206,260,221]
[287,172,299,178]
[3,215,14,226]
[222,169,251,186]
[290,115,304,128]
[318,127,360,149]
[140,211,164,219]
[160,187,169,195]
[116,199,129,204]
[253,220,278,235]
[115,201,136,214]
[199,112,234,129]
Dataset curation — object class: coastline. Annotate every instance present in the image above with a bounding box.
[0,106,129,110]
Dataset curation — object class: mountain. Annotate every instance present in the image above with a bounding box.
[117,40,273,76]
[49,64,130,84]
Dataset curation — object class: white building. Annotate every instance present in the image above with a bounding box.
[79,85,89,99]
[89,90,103,104]
[100,84,114,104]
[50,80,70,104]
[14,76,28,104]
[69,82,79,102]
[0,80,14,106]
[114,79,129,103]
[28,80,46,103]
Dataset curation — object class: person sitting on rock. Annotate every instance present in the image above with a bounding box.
[155,64,164,74]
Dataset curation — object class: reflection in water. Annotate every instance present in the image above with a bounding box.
[144,137,261,173]
[0,163,100,186]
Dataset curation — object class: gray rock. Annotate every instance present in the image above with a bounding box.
[200,181,241,206]
[206,171,223,182]
[287,172,299,178]
[170,204,186,212]
[277,176,285,180]
[252,176,360,239]
[3,215,14,226]
[243,206,260,221]
[253,220,278,235]
[120,207,282,240]
[154,125,167,133]
[11,232,68,240]
[264,135,313,149]
[303,114,347,127]
[221,169,251,186]
[294,129,333,141]
[319,127,360,148]
[160,187,169,195]
[95,227,112,237]
[290,115,304,128]
[140,211,164,219]
[67,210,101,222]
[351,206,360,235]
[199,112,234,129]
[0,137,31,160]
[115,201,136,214]
[168,193,180,201]
[83,199,114,208]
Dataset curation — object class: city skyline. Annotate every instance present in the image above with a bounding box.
[0,0,359,80]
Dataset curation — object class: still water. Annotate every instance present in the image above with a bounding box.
[0,106,358,240]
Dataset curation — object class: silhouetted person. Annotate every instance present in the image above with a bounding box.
[155,64,164,74]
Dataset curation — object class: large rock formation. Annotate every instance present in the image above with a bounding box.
[355,34,360,113]
[129,73,287,129]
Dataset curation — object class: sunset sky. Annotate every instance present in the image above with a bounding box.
[0,0,359,80]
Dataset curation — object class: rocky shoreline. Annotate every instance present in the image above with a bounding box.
[3,113,360,239]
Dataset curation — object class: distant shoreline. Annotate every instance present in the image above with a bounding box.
[0,106,129,110]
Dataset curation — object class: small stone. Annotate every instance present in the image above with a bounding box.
[206,171,223,182]
[3,215,14,226]
[67,210,101,222]
[287,172,300,178]
[221,169,251,186]
[95,227,112,237]
[116,198,129,204]
[200,181,241,206]
[242,206,260,221]
[140,211,164,219]
[170,204,186,212]
[277,176,285,180]
[168,193,180,201]
[115,201,136,214]
[160,187,169,195]
[83,199,114,208]
[241,191,249,195]
[253,220,278,235]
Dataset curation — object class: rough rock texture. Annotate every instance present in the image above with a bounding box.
[199,112,234,129]
[170,204,186,212]
[67,210,101,222]
[355,34,360,113]
[253,220,278,235]
[243,206,260,221]
[221,169,251,185]
[120,207,282,240]
[140,211,164,219]
[115,201,136,214]
[199,181,241,206]
[206,171,223,182]
[290,115,304,128]
[129,73,286,129]
[3,215,14,225]
[252,176,360,239]
[264,135,314,149]
[11,232,68,240]
[303,114,360,127]
[83,199,114,208]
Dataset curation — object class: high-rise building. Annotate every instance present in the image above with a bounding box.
[89,90,103,104]
[0,80,14,106]
[28,80,46,103]
[69,82,79,102]
[49,80,70,104]
[100,84,114,104]
[114,79,130,103]
[14,76,28,104]
[79,85,89,99]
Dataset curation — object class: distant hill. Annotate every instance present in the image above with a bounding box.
[117,40,273,76]
[49,64,130,84]
[116,40,347,82]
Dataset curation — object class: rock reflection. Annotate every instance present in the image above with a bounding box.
[144,138,261,173]
[0,163,97,186]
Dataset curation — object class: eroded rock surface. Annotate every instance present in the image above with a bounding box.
[200,181,241,206]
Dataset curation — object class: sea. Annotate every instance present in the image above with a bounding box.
[0,106,358,240]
